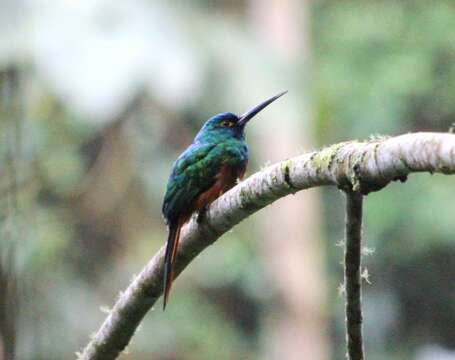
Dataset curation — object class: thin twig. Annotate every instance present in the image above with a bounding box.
[344,191,364,360]
[80,132,455,360]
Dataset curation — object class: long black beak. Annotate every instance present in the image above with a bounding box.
[237,91,287,127]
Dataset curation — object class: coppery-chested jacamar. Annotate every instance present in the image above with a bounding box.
[162,91,287,309]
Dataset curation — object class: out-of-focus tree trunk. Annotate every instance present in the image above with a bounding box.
[0,259,17,360]
[250,1,329,359]
[0,66,21,360]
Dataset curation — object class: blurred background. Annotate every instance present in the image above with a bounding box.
[1,1,455,359]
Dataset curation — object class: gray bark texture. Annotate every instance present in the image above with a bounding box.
[80,132,455,360]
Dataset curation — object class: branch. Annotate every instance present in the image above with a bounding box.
[80,132,455,360]
[344,192,364,360]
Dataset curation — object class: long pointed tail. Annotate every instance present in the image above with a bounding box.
[163,220,182,310]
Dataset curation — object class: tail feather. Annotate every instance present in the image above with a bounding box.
[163,220,182,310]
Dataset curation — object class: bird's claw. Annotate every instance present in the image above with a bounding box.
[197,206,208,224]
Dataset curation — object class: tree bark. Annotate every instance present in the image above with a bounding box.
[344,192,364,360]
[80,132,455,360]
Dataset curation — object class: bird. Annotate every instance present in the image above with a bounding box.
[161,91,287,309]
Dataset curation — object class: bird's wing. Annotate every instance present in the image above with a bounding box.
[162,142,222,221]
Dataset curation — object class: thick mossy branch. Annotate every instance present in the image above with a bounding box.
[80,132,455,360]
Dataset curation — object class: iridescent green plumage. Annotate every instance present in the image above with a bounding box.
[162,92,287,309]
[162,133,247,223]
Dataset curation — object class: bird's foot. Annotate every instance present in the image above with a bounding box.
[196,206,208,224]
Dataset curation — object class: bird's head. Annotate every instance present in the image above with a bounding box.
[195,91,287,142]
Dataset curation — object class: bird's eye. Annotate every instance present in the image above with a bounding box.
[220,120,234,127]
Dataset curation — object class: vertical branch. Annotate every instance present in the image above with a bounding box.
[344,191,365,360]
